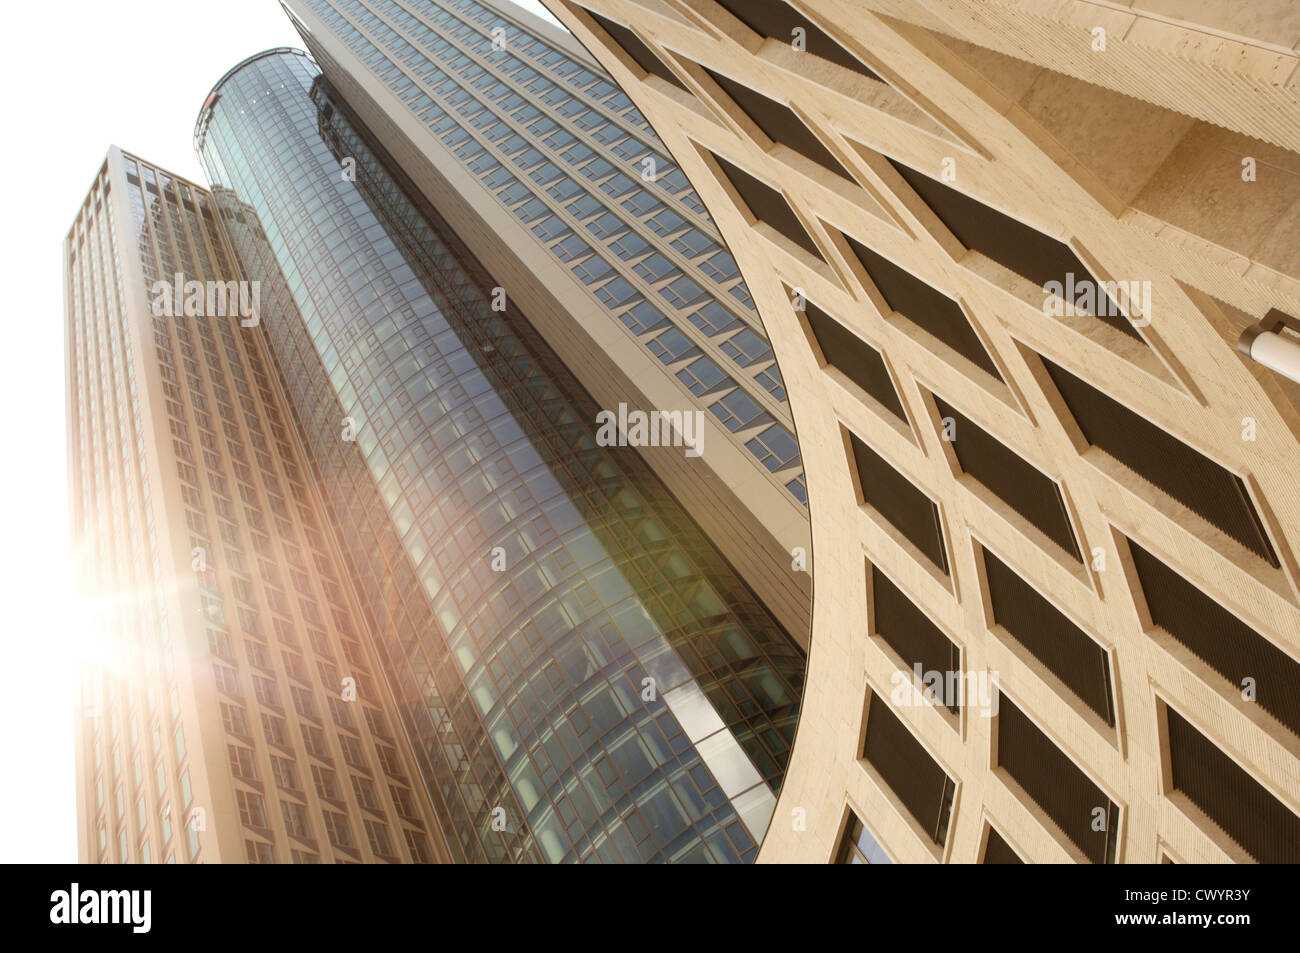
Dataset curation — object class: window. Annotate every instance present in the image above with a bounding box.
[997,696,1118,863]
[934,396,1081,560]
[677,356,731,397]
[594,277,640,309]
[245,840,274,864]
[848,432,947,573]
[1131,541,1300,736]
[982,548,1114,725]
[1043,359,1277,566]
[836,811,892,864]
[871,567,961,715]
[699,250,740,283]
[803,299,906,421]
[262,713,289,748]
[618,300,669,336]
[754,363,786,401]
[633,252,677,284]
[713,0,882,81]
[982,825,1023,864]
[365,819,394,857]
[709,388,769,432]
[587,12,687,91]
[352,775,381,812]
[848,237,1000,380]
[658,275,709,310]
[646,327,699,365]
[745,423,800,472]
[236,790,267,829]
[1164,705,1300,863]
[862,694,955,847]
[220,702,248,736]
[281,800,312,840]
[712,154,821,258]
[324,811,355,850]
[313,765,341,801]
[269,755,299,790]
[719,328,773,367]
[688,301,741,337]
[644,208,684,237]
[704,67,852,179]
[228,745,257,782]
[886,158,1140,339]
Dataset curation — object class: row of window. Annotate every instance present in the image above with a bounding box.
[308,0,806,501]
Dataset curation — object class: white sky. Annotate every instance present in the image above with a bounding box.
[0,0,561,863]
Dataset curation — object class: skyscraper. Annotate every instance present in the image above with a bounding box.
[276,0,812,639]
[65,148,450,863]
[191,48,804,862]
[543,0,1300,864]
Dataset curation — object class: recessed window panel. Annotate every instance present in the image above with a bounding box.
[803,299,906,422]
[1165,706,1300,864]
[862,694,954,847]
[934,396,1081,560]
[982,548,1114,725]
[1130,541,1300,736]
[746,423,800,472]
[847,238,1001,381]
[704,67,853,180]
[1042,358,1278,567]
[871,567,960,715]
[712,154,822,259]
[848,432,948,574]
[587,11,689,92]
[997,696,1118,863]
[887,159,1141,340]
[713,0,882,82]
[981,826,1023,864]
[835,810,892,864]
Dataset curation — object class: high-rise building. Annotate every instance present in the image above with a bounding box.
[191,47,804,862]
[543,0,1300,863]
[275,0,811,639]
[65,148,451,863]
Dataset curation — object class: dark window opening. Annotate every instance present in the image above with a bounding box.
[1042,358,1278,567]
[1131,541,1300,737]
[1166,706,1300,863]
[871,566,960,716]
[983,549,1114,725]
[846,237,1002,381]
[713,0,882,83]
[887,158,1142,340]
[712,153,822,259]
[587,12,688,91]
[863,694,955,847]
[997,696,1118,863]
[981,825,1023,864]
[804,299,906,422]
[934,396,1081,560]
[848,432,948,574]
[703,68,852,180]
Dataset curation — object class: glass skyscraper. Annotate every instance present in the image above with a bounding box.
[194,49,803,862]
[279,0,812,639]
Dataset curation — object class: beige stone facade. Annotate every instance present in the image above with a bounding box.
[66,149,449,863]
[542,0,1300,863]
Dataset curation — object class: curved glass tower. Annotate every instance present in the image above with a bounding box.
[195,49,803,863]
